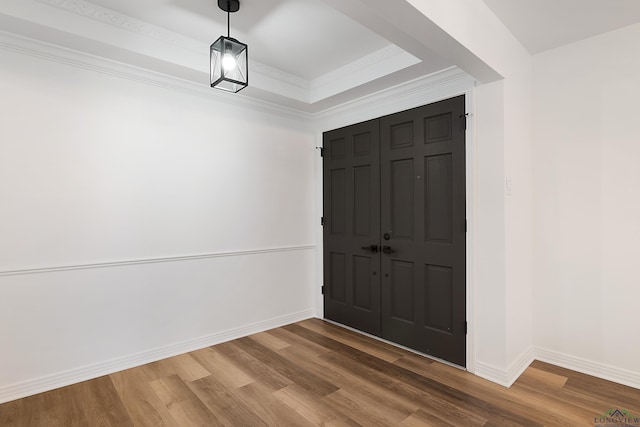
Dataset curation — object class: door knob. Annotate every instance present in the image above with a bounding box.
[361,245,379,253]
[381,245,395,254]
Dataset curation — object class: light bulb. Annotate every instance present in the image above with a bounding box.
[222,53,236,71]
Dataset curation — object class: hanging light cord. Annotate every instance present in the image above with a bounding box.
[227,2,230,37]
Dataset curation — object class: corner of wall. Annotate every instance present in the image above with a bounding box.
[475,345,535,387]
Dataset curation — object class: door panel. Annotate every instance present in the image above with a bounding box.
[380,95,466,366]
[323,95,466,367]
[328,252,346,302]
[425,154,453,243]
[390,159,415,239]
[353,255,373,310]
[424,264,453,332]
[329,169,346,235]
[323,119,381,336]
[353,165,372,237]
[390,260,415,322]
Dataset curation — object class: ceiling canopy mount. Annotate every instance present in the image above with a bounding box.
[217,0,240,13]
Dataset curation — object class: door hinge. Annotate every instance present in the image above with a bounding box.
[460,113,469,130]
[319,147,324,157]
[321,216,325,226]
[464,321,468,334]
[321,285,326,295]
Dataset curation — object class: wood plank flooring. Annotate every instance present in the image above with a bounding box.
[1,318,639,426]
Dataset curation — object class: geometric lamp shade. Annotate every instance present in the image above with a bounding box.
[210,35,248,93]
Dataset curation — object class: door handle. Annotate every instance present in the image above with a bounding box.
[360,245,379,253]
[381,245,395,254]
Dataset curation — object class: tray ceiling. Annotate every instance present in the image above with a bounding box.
[2,0,638,112]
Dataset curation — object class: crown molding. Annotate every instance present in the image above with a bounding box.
[318,44,407,83]
[310,44,421,103]
[311,44,416,90]
[250,60,309,90]
[0,30,314,121]
[313,66,475,124]
[34,0,202,53]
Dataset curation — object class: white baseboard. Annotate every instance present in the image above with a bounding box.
[534,347,640,390]
[0,308,315,404]
[474,346,535,387]
[508,346,536,386]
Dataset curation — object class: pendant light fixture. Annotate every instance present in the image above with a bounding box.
[210,0,248,93]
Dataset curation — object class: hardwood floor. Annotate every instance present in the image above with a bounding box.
[1,318,639,426]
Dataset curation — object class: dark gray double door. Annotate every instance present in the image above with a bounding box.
[323,95,466,367]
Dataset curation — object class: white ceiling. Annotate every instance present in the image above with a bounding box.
[1,0,640,112]
[483,0,640,54]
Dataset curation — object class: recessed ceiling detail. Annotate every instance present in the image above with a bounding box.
[34,0,200,52]
[0,0,454,112]
[249,61,309,90]
[3,0,638,112]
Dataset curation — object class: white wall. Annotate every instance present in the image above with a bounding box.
[0,44,317,402]
[533,23,640,387]
[503,65,534,369]
[473,80,507,369]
